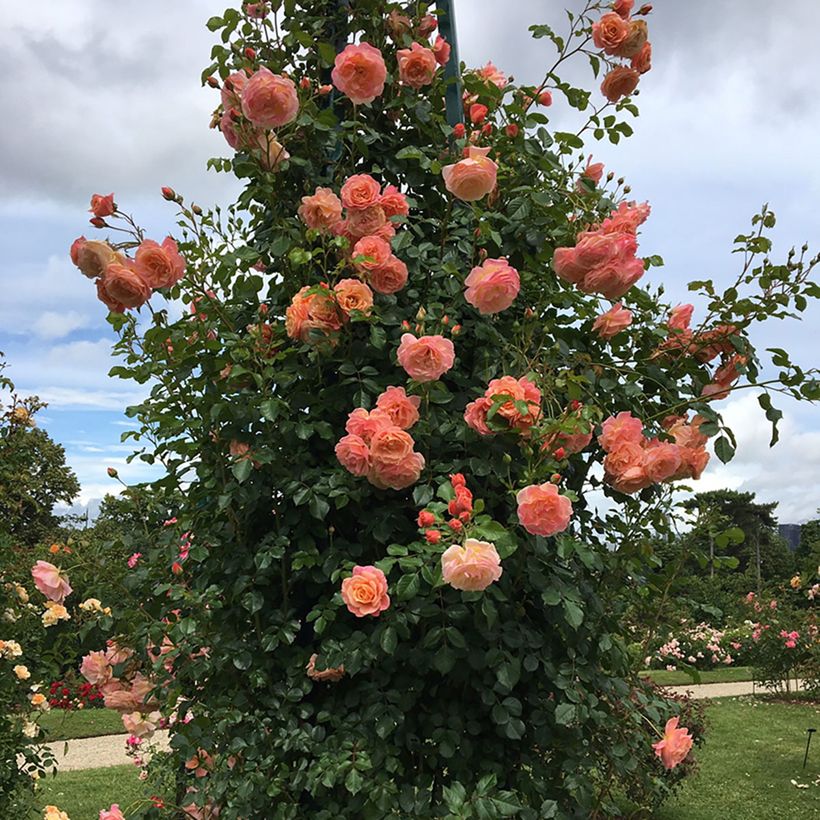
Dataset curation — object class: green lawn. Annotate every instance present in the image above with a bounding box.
[38,708,124,741]
[640,666,753,686]
[38,765,145,818]
[657,698,820,819]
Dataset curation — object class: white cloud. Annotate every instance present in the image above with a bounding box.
[32,310,90,340]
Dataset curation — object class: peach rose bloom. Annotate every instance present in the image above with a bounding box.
[433,35,451,66]
[592,12,630,55]
[668,303,694,331]
[442,146,498,201]
[464,396,493,436]
[369,256,409,295]
[31,560,73,602]
[346,205,387,238]
[75,239,119,279]
[592,302,633,340]
[397,42,438,89]
[352,235,393,271]
[376,386,421,429]
[332,42,387,105]
[477,61,507,89]
[370,427,415,467]
[379,184,410,217]
[98,262,152,312]
[464,257,520,314]
[441,539,503,592]
[599,411,644,451]
[642,441,683,483]
[632,41,652,74]
[104,686,141,712]
[516,483,573,537]
[369,451,424,490]
[220,109,242,149]
[601,66,640,102]
[240,67,299,128]
[609,463,652,494]
[134,237,185,289]
[43,809,69,820]
[250,131,290,171]
[576,232,636,269]
[652,717,693,769]
[582,160,605,184]
[603,440,644,478]
[89,192,116,217]
[345,408,393,443]
[334,278,373,316]
[341,174,381,210]
[581,256,645,300]
[552,247,587,285]
[80,650,111,685]
[397,333,455,382]
[600,201,651,234]
[614,20,648,59]
[335,434,371,477]
[486,376,541,430]
[613,0,634,18]
[99,805,126,820]
[340,565,390,617]
[70,235,86,266]
[221,71,248,109]
[298,186,343,232]
[122,710,160,739]
[285,285,343,342]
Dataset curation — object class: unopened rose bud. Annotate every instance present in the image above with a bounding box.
[569,400,583,411]
[502,452,512,464]
[192,204,203,215]
[161,186,176,200]
[505,124,519,138]
[416,306,427,321]
[417,14,438,37]
[259,303,269,315]
[538,90,553,106]
[171,562,183,576]
[415,324,423,334]
[89,217,106,228]
[418,510,435,528]
[299,77,310,90]
[451,324,462,336]
[318,84,333,95]
[107,467,118,478]
[479,248,488,262]
[452,122,466,138]
[441,315,449,325]
[448,519,463,532]
[401,320,411,330]
[244,47,256,60]
[524,307,535,319]
[481,123,493,136]
[554,447,567,460]
[623,185,631,194]
[637,4,653,14]
[550,473,562,483]
[606,171,615,181]
[206,76,220,88]
[617,177,625,185]
[469,103,488,125]
[425,529,442,544]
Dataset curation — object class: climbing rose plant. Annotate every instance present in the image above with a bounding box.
[69,1,819,817]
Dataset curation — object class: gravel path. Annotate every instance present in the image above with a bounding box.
[42,680,803,771]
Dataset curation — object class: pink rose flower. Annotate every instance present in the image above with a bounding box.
[369,451,425,490]
[441,539,503,592]
[249,131,290,171]
[369,427,415,468]
[397,42,438,89]
[298,187,343,232]
[477,61,507,88]
[600,201,651,234]
[340,565,390,617]
[285,284,343,343]
[80,650,111,686]
[341,174,382,210]
[334,278,373,317]
[613,0,634,18]
[219,109,242,149]
[442,146,498,201]
[396,333,455,382]
[582,159,605,184]
[464,397,493,436]
[240,67,299,128]
[352,235,393,272]
[599,411,644,451]
[369,256,409,294]
[345,408,393,443]
[346,205,387,238]
[668,303,694,331]
[592,302,633,339]
[134,237,186,289]
[552,247,587,285]
[379,184,410,217]
[433,35,451,66]
[642,441,683,483]
[652,717,693,770]
[89,193,116,218]
[516,483,573,537]
[121,710,160,740]
[221,71,248,109]
[603,440,644,479]
[332,42,387,105]
[376,386,421,429]
[464,257,520,314]
[601,66,640,102]
[485,376,541,431]
[31,560,73,603]
[97,262,152,312]
[99,805,126,820]
[632,41,652,74]
[70,235,86,266]
[335,434,371,477]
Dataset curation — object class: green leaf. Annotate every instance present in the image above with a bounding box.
[396,573,420,601]
[345,767,363,795]
[381,626,398,654]
[714,436,735,464]
[309,495,329,519]
[563,600,584,629]
[231,459,252,483]
[554,703,576,726]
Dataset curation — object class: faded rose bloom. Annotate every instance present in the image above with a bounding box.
[582,159,605,184]
[668,303,694,331]
[396,333,455,382]
[219,109,242,149]
[340,565,390,617]
[80,650,111,686]
[334,278,373,317]
[397,42,438,89]
[376,386,421,429]
[476,61,507,88]
[592,302,633,339]
[464,257,520,314]
[652,717,693,769]
[285,284,343,343]
[369,256,409,294]
[298,187,343,232]
[600,201,651,234]
[99,804,126,820]
[31,561,73,603]
[442,146,498,201]
[441,539,503,592]
[516,483,573,537]
[134,237,186,289]
[89,193,116,217]
[221,71,248,109]
[464,396,493,436]
[97,262,152,312]
[614,20,648,59]
[74,239,120,279]
[332,42,387,105]
[241,68,299,128]
[613,0,634,17]
[601,66,640,102]
[632,41,652,74]
[306,653,345,682]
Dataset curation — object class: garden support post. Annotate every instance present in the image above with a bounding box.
[437,0,464,127]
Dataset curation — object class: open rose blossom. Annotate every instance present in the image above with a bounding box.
[345,408,393,442]
[601,66,640,102]
[652,716,693,770]
[306,653,345,682]
[240,67,299,128]
[442,146,498,201]
[134,237,186,289]
[516,483,573,537]
[298,186,343,232]
[334,278,373,317]
[221,71,248,109]
[433,35,451,66]
[397,333,455,382]
[352,235,392,271]
[99,805,126,820]
[592,302,632,339]
[341,174,382,210]
[397,42,438,89]
[598,411,644,451]
[285,284,343,343]
[668,303,694,331]
[376,386,420,429]
[379,184,410,218]
[31,560,73,602]
[332,42,387,105]
[441,539,502,592]
[464,257,520,314]
[80,650,111,686]
[477,61,507,89]
[592,12,630,55]
[89,193,116,218]
[73,239,120,279]
[335,434,371,477]
[97,262,152,312]
[340,565,390,617]
[369,256,409,294]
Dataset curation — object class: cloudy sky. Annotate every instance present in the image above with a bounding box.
[1,1,818,522]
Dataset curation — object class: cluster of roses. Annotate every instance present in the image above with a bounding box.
[464,375,542,437]
[553,200,650,300]
[599,411,710,495]
[70,193,186,314]
[593,1,654,103]
[417,473,476,543]
[47,679,104,711]
[335,386,425,490]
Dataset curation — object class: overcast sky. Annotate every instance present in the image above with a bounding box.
[0,0,818,522]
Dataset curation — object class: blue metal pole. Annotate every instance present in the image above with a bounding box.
[437,0,464,127]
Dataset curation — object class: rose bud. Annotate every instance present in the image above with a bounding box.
[299,77,310,90]
[206,76,220,88]
[161,186,176,201]
[481,123,493,136]
[417,14,438,36]
[89,217,106,228]
[524,307,535,319]
[318,84,333,95]
[452,122,466,138]
[425,529,442,544]
[538,90,553,106]
[107,467,119,478]
[451,324,462,335]
[505,124,519,138]
[550,473,562,484]
[441,315,449,325]
[192,204,203,215]
[469,103,488,124]
[448,519,463,532]
[244,47,256,60]
[401,320,411,331]
[569,400,583,411]
[418,510,436,527]
[171,562,183,575]
[553,447,567,460]
[637,4,653,14]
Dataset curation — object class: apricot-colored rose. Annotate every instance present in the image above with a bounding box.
[580,255,645,300]
[369,256,409,294]
[70,235,86,266]
[134,237,185,289]
[609,464,652,494]
[464,257,520,314]
[370,427,415,467]
[599,411,644,451]
[668,303,694,331]
[298,187,343,232]
[576,231,637,269]
[369,451,424,490]
[376,386,421,429]
[603,440,644,478]
[442,146,498,201]
[285,284,343,343]
[592,12,630,54]
[592,302,633,339]
[397,333,455,382]
[341,174,381,210]
[477,61,507,89]
[464,397,493,436]
[122,710,160,739]
[240,68,299,128]
[31,560,73,602]
[433,35,451,66]
[485,376,541,430]
[334,278,373,316]
[75,239,119,279]
[583,160,605,184]
[220,109,242,149]
[601,66,640,102]
[516,483,573,537]
[80,650,111,685]
[397,42,438,89]
[332,42,387,105]
[614,20,648,59]
[346,205,387,238]
[379,184,409,218]
[97,262,152,312]
[352,235,393,272]
[600,201,651,234]
[643,441,683,483]
[552,247,587,285]
[632,41,652,74]
[652,717,693,769]
[345,408,393,443]
[89,192,115,217]
[441,539,503,591]
[613,0,634,18]
[250,131,290,170]
[221,71,248,109]
[340,565,390,617]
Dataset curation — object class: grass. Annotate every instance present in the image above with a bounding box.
[640,665,753,686]
[657,698,820,820]
[38,765,144,818]
[38,708,125,741]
